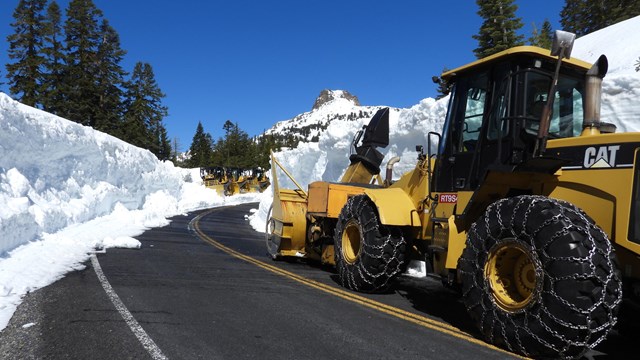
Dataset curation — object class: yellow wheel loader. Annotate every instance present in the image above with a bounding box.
[267,31,636,358]
[247,167,270,193]
[200,166,229,195]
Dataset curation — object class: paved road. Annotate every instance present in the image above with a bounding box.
[0,203,635,359]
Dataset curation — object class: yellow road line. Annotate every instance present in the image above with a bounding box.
[192,209,523,359]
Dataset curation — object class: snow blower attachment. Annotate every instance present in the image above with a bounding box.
[267,108,392,261]
[340,107,390,184]
[264,29,640,358]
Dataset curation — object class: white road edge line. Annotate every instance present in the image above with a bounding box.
[91,254,168,360]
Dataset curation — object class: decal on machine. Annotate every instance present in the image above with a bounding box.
[583,145,620,168]
[439,193,458,204]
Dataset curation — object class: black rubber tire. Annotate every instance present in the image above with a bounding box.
[334,195,407,293]
[458,195,622,359]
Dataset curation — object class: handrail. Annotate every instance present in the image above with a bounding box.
[270,150,308,197]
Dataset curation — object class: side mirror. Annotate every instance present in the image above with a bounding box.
[550,30,575,59]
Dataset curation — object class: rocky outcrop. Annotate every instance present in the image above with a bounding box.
[312,89,360,110]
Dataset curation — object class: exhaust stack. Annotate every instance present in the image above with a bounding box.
[384,156,401,187]
[582,55,613,136]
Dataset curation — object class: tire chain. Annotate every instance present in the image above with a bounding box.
[336,195,407,293]
[458,195,623,359]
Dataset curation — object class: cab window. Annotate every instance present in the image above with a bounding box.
[523,71,584,138]
[455,72,489,153]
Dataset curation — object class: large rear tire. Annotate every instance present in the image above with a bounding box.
[458,195,622,359]
[334,195,407,293]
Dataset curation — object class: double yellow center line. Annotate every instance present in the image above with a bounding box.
[192,209,521,358]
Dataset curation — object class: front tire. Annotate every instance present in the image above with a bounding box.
[458,195,622,359]
[334,195,407,293]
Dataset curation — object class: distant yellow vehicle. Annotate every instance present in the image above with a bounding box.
[201,166,270,196]
[200,166,229,195]
[266,31,633,358]
[247,167,270,193]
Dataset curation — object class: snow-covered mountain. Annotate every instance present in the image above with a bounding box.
[264,89,394,143]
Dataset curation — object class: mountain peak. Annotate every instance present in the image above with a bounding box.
[312,89,360,110]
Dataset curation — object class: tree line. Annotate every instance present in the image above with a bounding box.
[187,120,294,170]
[435,0,640,98]
[3,0,171,161]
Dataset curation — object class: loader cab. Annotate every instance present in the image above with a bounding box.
[434,46,590,193]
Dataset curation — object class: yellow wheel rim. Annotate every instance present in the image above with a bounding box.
[342,220,362,264]
[485,240,538,312]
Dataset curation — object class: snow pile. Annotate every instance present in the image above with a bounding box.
[0,92,262,330]
[572,16,640,76]
[571,16,640,132]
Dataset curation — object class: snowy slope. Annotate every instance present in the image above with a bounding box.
[0,93,265,329]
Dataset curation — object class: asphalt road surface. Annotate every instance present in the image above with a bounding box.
[0,203,635,359]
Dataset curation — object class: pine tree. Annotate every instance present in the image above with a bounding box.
[560,0,588,36]
[188,122,213,168]
[5,0,47,107]
[561,0,640,36]
[40,1,65,114]
[209,120,256,168]
[157,125,172,161]
[59,0,103,125]
[611,0,640,24]
[529,19,553,49]
[122,62,169,157]
[94,19,127,135]
[170,137,182,165]
[472,0,524,59]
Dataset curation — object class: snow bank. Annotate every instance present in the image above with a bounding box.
[572,16,640,76]
[571,15,640,133]
[0,92,261,330]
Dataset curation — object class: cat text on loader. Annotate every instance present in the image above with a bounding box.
[266,30,640,358]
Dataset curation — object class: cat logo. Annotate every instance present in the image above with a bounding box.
[583,145,620,168]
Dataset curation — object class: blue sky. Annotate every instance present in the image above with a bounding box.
[0,0,565,151]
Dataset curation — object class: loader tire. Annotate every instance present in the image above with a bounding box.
[458,195,622,359]
[334,195,407,293]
